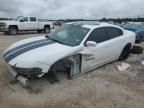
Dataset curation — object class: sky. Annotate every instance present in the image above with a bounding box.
[0,0,144,19]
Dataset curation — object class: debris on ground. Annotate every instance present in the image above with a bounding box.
[116,62,131,71]
[141,61,144,66]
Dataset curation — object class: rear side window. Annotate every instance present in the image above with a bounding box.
[87,28,107,43]
[106,27,123,39]
[30,17,37,22]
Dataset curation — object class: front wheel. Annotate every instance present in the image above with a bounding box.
[44,26,50,34]
[8,26,17,35]
[119,44,131,61]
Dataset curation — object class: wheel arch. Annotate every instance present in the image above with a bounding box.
[44,25,50,29]
[48,53,82,78]
[125,42,132,49]
[9,25,18,30]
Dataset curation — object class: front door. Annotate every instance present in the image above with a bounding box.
[81,28,113,73]
[19,17,30,30]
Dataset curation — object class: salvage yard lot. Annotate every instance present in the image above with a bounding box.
[0,32,144,108]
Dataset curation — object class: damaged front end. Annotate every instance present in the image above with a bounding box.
[5,53,84,86]
[7,54,84,86]
[11,66,42,77]
[47,54,82,82]
[8,65,43,86]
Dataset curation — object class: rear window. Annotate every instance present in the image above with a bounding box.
[30,17,37,22]
[106,27,123,39]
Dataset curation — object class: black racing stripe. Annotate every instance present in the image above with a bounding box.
[5,40,55,63]
[3,39,48,58]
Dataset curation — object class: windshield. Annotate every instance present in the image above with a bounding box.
[48,24,90,46]
[14,16,23,21]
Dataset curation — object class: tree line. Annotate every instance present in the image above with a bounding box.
[0,18,12,20]
[100,17,144,23]
[0,17,144,23]
[57,17,144,23]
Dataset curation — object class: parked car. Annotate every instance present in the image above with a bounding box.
[120,24,144,43]
[53,20,63,26]
[3,22,135,85]
[0,16,54,35]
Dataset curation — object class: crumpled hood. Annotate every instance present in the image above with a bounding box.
[3,36,83,68]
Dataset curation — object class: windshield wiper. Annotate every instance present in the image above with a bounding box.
[50,38,65,44]
[45,35,64,44]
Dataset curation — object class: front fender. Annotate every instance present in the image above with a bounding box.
[41,46,84,67]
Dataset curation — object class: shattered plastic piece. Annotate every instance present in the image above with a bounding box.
[141,61,144,66]
[17,76,29,87]
[116,63,131,72]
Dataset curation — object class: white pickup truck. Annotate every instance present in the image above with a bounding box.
[0,16,54,35]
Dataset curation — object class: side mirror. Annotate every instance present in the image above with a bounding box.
[20,19,25,22]
[86,41,97,47]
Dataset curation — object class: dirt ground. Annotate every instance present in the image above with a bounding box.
[0,32,144,108]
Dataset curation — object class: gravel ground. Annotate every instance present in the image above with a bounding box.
[0,32,144,108]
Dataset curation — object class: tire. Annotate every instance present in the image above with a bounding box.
[119,44,131,61]
[130,46,143,54]
[44,26,50,34]
[135,40,141,44]
[37,30,42,33]
[135,35,143,44]
[8,26,17,35]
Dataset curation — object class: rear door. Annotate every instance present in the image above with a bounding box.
[106,27,124,58]
[29,17,39,30]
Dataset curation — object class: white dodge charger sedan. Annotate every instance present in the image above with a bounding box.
[3,22,135,85]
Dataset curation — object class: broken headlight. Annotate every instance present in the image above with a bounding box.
[11,66,42,76]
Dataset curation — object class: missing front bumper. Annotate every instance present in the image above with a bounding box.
[8,66,29,86]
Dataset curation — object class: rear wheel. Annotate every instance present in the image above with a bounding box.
[44,26,50,34]
[8,26,17,35]
[119,44,132,61]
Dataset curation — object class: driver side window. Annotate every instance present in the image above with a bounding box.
[87,28,107,43]
[20,17,28,22]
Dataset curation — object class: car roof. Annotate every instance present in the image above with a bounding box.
[67,21,121,29]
